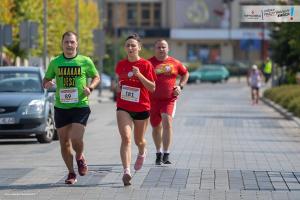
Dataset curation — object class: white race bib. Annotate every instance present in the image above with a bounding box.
[59,88,79,103]
[121,85,140,102]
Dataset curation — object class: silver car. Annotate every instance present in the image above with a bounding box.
[0,66,57,143]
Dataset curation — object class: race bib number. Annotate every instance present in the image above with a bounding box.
[121,85,140,102]
[59,88,79,103]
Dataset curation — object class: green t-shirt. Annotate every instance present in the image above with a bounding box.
[45,54,98,109]
[264,61,272,74]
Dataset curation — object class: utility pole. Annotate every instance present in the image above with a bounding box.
[43,0,47,69]
[113,0,119,68]
[0,25,3,66]
[99,0,105,73]
[98,0,105,96]
[76,0,79,43]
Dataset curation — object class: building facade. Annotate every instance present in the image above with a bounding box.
[104,0,270,64]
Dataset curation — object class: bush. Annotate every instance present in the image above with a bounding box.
[264,84,300,118]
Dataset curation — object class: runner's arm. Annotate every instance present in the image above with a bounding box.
[88,74,100,91]
[132,66,155,92]
[178,71,189,89]
[42,78,55,89]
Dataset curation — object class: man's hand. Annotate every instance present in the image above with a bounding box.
[83,86,92,96]
[173,85,181,96]
[43,80,55,89]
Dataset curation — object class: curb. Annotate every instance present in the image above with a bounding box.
[261,97,300,127]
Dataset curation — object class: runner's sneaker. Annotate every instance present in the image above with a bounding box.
[77,155,88,176]
[122,169,132,186]
[155,152,162,165]
[65,172,77,185]
[134,151,146,171]
[162,153,171,164]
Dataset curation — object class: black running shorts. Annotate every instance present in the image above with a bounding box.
[117,107,149,120]
[54,107,91,128]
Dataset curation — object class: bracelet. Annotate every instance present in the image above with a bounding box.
[88,87,94,92]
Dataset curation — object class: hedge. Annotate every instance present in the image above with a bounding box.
[263,85,300,118]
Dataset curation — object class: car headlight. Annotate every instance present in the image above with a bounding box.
[22,100,45,115]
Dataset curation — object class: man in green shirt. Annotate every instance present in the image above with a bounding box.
[263,57,272,83]
[43,31,100,184]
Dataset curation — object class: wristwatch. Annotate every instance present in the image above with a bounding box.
[88,87,94,92]
[179,85,183,90]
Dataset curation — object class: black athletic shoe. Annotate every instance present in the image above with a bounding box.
[155,152,162,165]
[162,153,171,164]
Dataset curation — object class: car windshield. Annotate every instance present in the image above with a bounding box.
[0,72,42,93]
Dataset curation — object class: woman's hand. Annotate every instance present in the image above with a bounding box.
[132,66,141,77]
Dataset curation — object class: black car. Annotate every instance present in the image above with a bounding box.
[0,66,57,143]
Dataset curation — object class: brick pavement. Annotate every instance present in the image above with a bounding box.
[1,79,300,199]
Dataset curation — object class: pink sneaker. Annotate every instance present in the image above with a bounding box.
[65,172,77,185]
[122,169,132,186]
[134,151,146,171]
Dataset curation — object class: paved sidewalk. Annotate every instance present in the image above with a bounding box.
[1,80,300,199]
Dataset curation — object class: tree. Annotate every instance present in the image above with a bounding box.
[269,0,300,83]
[0,0,100,63]
[270,23,300,72]
[0,0,14,24]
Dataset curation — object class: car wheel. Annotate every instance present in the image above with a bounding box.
[36,114,55,143]
[53,130,59,140]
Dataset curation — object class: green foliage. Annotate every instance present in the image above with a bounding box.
[287,96,300,117]
[270,23,300,73]
[0,0,99,62]
[269,1,300,82]
[264,84,300,118]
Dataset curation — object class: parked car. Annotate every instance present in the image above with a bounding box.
[100,73,112,89]
[0,66,57,143]
[222,61,250,76]
[188,64,230,83]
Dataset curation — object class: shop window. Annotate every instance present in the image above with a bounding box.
[187,44,221,64]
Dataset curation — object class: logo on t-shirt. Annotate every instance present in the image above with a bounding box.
[155,64,175,75]
[58,66,81,87]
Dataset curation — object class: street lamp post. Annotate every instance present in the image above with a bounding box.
[113,0,119,68]
[43,0,47,69]
[76,0,79,41]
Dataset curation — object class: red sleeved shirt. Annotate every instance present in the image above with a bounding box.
[149,56,188,101]
[115,58,156,112]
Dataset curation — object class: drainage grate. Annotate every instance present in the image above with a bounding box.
[56,166,112,186]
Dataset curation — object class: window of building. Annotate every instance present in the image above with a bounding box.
[187,44,220,63]
[141,3,151,26]
[126,2,161,27]
[106,2,162,28]
[128,3,138,26]
[107,3,113,29]
[154,3,161,27]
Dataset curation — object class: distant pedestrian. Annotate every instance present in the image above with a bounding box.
[149,39,189,165]
[115,33,156,186]
[263,57,272,83]
[43,31,100,184]
[247,64,263,105]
